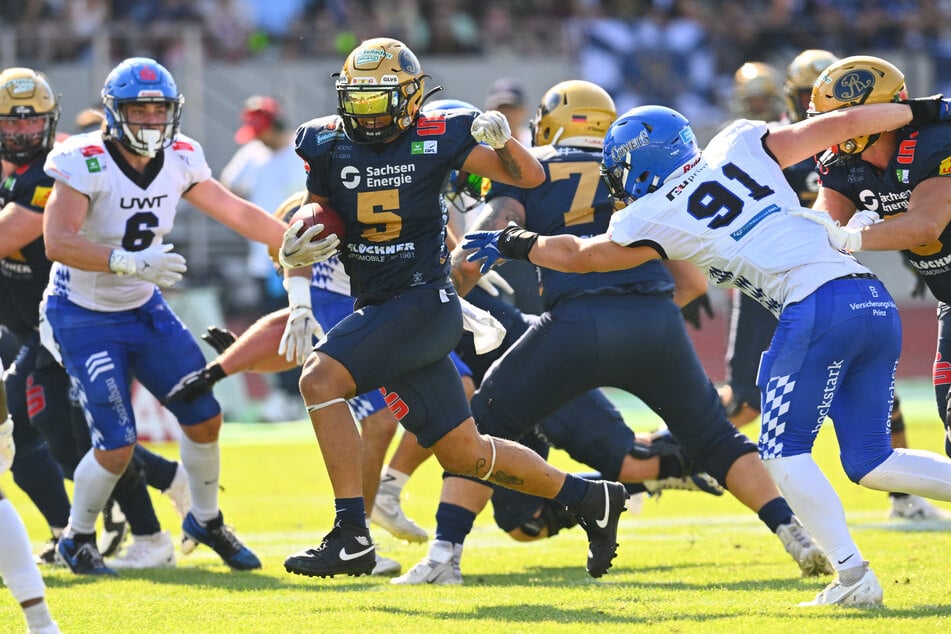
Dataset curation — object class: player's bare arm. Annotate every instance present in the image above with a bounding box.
[813,186,857,225]
[0,202,43,259]
[664,260,708,307]
[43,180,113,270]
[462,143,544,188]
[766,103,915,169]
[184,177,286,249]
[859,176,951,251]
[529,233,660,274]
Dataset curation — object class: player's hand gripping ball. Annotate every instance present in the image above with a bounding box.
[291,202,346,243]
[278,201,344,268]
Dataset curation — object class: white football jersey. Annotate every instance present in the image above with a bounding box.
[44,131,212,311]
[607,120,869,316]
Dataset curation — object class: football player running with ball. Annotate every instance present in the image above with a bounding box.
[277,37,631,580]
[464,94,951,606]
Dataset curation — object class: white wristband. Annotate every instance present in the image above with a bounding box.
[108,249,136,275]
[284,275,312,309]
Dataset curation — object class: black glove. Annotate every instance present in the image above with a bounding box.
[164,363,226,404]
[201,326,237,354]
[681,293,714,330]
[903,95,951,126]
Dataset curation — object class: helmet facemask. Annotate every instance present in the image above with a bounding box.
[101,57,184,158]
[808,55,907,165]
[335,38,426,144]
[0,68,60,165]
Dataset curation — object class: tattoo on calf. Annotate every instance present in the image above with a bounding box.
[491,472,524,486]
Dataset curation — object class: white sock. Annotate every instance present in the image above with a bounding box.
[69,449,122,535]
[24,601,58,633]
[179,435,220,522]
[860,449,951,500]
[764,454,863,570]
[0,499,47,604]
[380,466,410,492]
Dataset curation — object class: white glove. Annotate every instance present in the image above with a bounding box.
[789,209,864,252]
[109,243,187,287]
[278,276,325,365]
[279,220,341,269]
[0,417,14,475]
[471,110,512,149]
[845,209,883,230]
[475,270,515,297]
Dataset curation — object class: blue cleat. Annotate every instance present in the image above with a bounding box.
[56,533,117,575]
[182,511,261,570]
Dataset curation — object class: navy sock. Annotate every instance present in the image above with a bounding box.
[434,502,477,545]
[115,478,162,536]
[553,474,588,509]
[133,445,178,491]
[758,496,795,533]
[334,497,366,528]
[11,442,70,528]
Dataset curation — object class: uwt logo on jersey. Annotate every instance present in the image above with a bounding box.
[120,194,168,209]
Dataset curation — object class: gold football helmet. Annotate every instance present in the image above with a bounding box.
[530,80,616,149]
[0,67,60,164]
[267,191,308,269]
[810,55,907,158]
[732,62,785,121]
[783,49,839,122]
[334,37,427,144]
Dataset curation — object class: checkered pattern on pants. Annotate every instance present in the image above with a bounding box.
[758,374,796,459]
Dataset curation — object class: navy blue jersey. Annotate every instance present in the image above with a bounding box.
[487,145,674,309]
[0,153,54,335]
[819,124,951,302]
[784,155,821,207]
[296,111,477,301]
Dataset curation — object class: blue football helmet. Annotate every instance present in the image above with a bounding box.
[423,99,489,213]
[600,105,700,204]
[101,57,184,157]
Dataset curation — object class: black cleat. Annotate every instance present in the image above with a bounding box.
[284,522,376,578]
[569,480,628,578]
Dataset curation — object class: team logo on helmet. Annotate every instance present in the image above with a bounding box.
[609,129,650,162]
[832,70,876,102]
[139,67,158,81]
[398,49,420,75]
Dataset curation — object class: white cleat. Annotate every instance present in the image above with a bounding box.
[372,554,402,576]
[798,564,883,607]
[371,483,429,543]
[163,462,191,520]
[109,531,176,569]
[888,494,947,520]
[776,517,834,577]
[391,541,462,585]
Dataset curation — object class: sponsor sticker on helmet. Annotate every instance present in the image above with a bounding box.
[7,78,35,95]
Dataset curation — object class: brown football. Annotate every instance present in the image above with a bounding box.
[290,202,345,242]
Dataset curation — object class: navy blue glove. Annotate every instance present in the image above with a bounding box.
[463,230,506,274]
[904,95,951,126]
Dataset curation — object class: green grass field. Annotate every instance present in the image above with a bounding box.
[2,381,951,632]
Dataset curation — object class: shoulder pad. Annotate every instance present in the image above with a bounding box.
[295,115,346,160]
